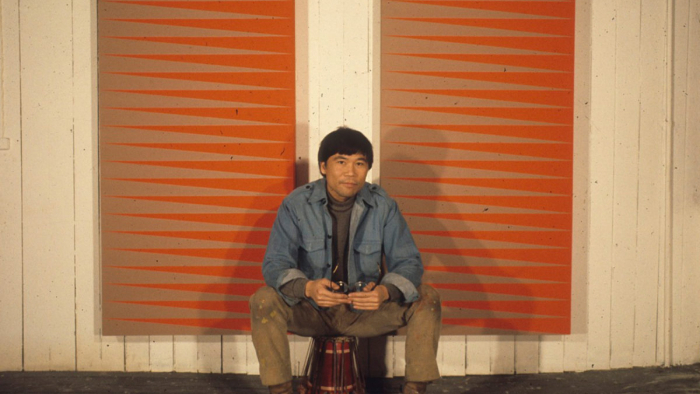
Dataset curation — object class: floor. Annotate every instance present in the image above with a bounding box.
[1,364,699,394]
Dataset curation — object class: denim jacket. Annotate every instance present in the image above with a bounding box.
[262,178,424,307]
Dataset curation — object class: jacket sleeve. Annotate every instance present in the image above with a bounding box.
[261,200,308,305]
[379,198,424,303]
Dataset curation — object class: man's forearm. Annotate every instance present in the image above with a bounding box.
[279,277,309,299]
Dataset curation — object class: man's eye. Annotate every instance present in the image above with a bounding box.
[357,162,366,167]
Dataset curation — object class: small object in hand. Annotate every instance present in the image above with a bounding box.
[332,281,349,294]
[351,281,368,293]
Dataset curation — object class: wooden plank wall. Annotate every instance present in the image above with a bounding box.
[1,0,699,376]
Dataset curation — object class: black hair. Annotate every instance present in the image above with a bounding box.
[317,127,374,175]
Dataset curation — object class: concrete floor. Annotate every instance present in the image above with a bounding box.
[1,364,699,393]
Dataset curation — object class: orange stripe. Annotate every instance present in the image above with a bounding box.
[390,89,573,107]
[387,160,572,177]
[443,317,569,335]
[105,36,294,54]
[389,18,574,36]
[111,230,271,245]
[433,282,570,299]
[111,318,252,331]
[105,18,293,36]
[108,195,284,210]
[421,248,570,265]
[111,300,250,313]
[393,53,573,72]
[390,177,572,195]
[109,177,293,194]
[109,213,277,227]
[404,212,571,230]
[109,161,293,177]
[415,230,571,247]
[111,265,264,280]
[384,125,571,143]
[396,1,575,19]
[443,300,569,317]
[392,106,572,124]
[109,142,294,159]
[111,248,266,262]
[109,282,262,296]
[107,107,294,124]
[108,53,293,71]
[425,265,570,282]
[392,70,572,89]
[399,195,571,213]
[390,36,573,55]
[106,125,293,142]
[106,1,294,18]
[391,142,571,160]
[108,89,294,106]
[106,72,293,89]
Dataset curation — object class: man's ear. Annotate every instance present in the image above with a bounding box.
[319,161,327,176]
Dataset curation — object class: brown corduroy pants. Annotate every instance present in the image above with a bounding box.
[249,285,442,387]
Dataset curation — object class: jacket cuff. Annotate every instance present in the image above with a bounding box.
[276,268,308,305]
[380,273,419,303]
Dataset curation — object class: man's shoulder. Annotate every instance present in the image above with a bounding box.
[282,179,325,205]
[361,182,397,208]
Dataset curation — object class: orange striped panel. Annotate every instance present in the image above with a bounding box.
[99,0,295,335]
[382,0,574,334]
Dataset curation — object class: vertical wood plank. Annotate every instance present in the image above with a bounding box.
[669,0,689,367]
[392,335,406,377]
[20,0,76,371]
[489,336,514,375]
[676,0,700,366]
[0,0,23,372]
[222,335,248,374]
[539,336,564,373]
[564,0,592,374]
[609,0,641,370]
[317,0,344,136]
[465,336,492,375]
[514,336,539,374]
[633,0,669,368]
[149,336,174,372]
[125,336,149,372]
[246,335,259,375]
[196,337,222,373]
[437,336,465,376]
[173,336,198,373]
[174,336,221,373]
[586,0,617,371]
[73,0,124,372]
[306,0,322,181]
[290,335,311,377]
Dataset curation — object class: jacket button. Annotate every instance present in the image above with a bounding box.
[327,235,332,239]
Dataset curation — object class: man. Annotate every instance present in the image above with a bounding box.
[250,127,441,394]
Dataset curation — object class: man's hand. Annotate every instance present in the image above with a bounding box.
[348,282,389,310]
[305,278,351,307]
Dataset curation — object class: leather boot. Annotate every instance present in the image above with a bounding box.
[269,380,293,394]
[402,381,428,394]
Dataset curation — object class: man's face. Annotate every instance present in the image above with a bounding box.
[320,153,369,202]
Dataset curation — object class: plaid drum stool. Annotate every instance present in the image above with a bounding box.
[299,336,365,394]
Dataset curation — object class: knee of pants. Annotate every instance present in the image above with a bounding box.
[417,284,442,315]
[249,286,284,320]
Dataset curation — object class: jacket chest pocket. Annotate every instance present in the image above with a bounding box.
[300,238,326,268]
[354,241,382,276]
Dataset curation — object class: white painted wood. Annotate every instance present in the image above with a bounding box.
[563,335,588,373]
[670,0,690,367]
[609,0,641,370]
[125,336,149,372]
[20,0,76,371]
[633,0,669,368]
[438,336,466,376]
[465,336,492,375]
[0,0,23,372]
[392,335,406,377]
[539,336,564,373]
[306,0,322,181]
[246,335,259,375]
[222,335,248,374]
[73,0,125,372]
[489,336,514,375]
[317,0,345,137]
[149,336,174,372]
[514,336,538,374]
[586,0,617,372]
[173,336,199,373]
[676,0,700,366]
[290,335,311,377]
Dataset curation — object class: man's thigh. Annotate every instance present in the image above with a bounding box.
[285,298,334,337]
[341,302,407,338]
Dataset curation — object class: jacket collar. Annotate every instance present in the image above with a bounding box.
[308,178,376,208]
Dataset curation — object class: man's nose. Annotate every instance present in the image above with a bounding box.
[346,164,356,176]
